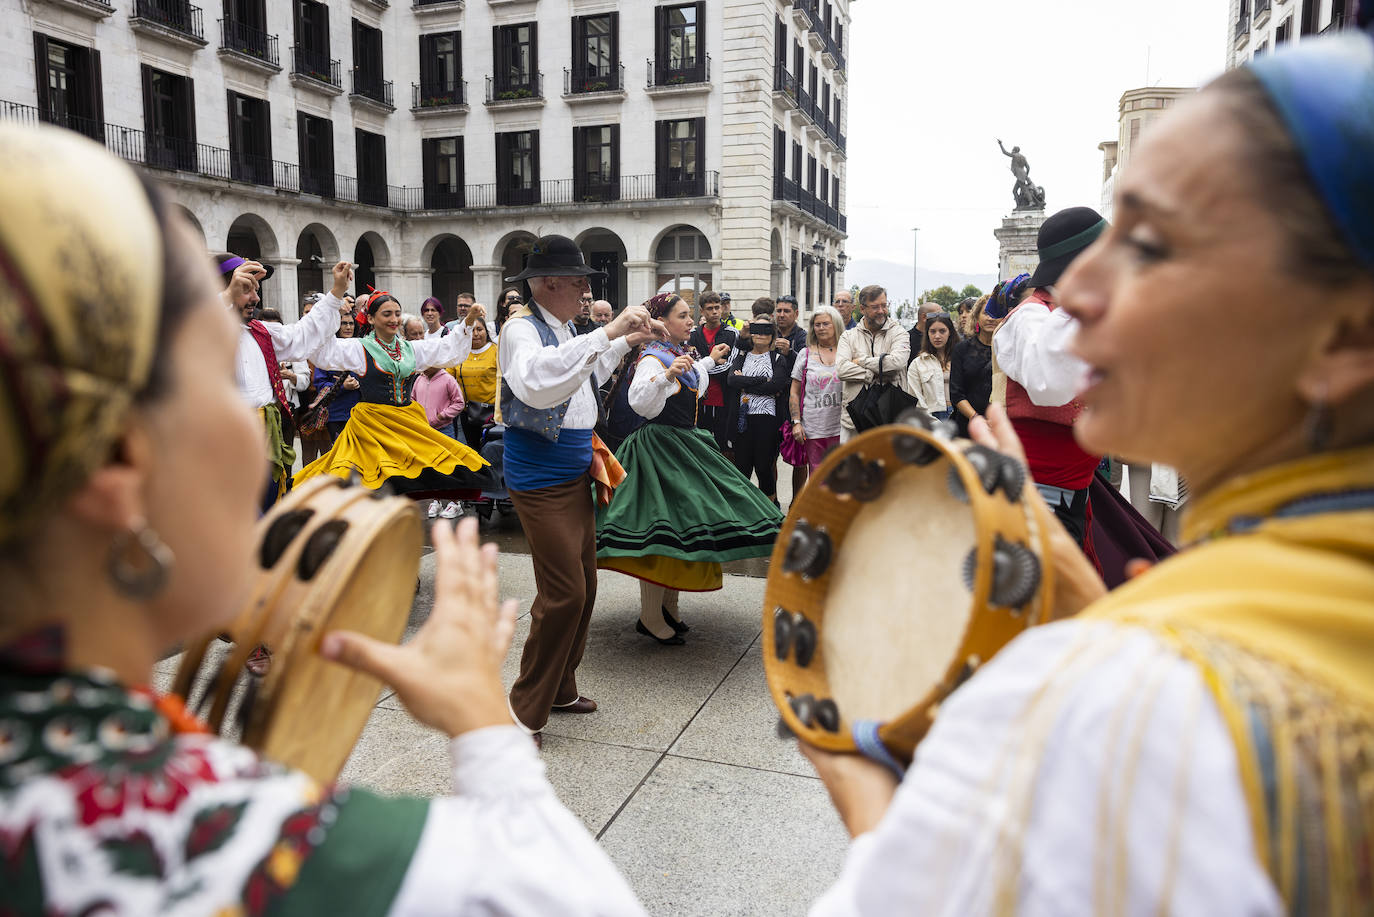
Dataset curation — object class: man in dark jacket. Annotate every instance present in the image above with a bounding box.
[688,291,738,451]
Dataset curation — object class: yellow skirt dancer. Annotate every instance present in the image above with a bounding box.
[296,292,495,496]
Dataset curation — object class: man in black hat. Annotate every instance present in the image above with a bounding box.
[990,206,1107,549]
[498,234,664,747]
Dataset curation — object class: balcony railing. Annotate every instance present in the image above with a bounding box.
[292,46,340,88]
[648,54,710,88]
[351,72,395,108]
[1,100,723,214]
[772,174,846,233]
[412,78,467,108]
[792,0,818,25]
[300,167,335,198]
[817,21,846,71]
[133,0,205,41]
[564,63,624,95]
[774,61,799,103]
[219,18,279,66]
[486,72,544,102]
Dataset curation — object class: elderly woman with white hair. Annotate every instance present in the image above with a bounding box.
[787,304,846,474]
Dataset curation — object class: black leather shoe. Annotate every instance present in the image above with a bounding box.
[662,605,690,635]
[636,619,685,645]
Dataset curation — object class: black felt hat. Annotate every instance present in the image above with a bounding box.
[1027,207,1108,289]
[504,234,607,283]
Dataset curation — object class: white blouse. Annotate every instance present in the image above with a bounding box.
[626,351,716,419]
[310,313,474,375]
[386,726,647,916]
[809,620,1279,916]
[496,303,631,430]
[992,299,1084,408]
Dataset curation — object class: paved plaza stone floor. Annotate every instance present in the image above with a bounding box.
[156,471,852,916]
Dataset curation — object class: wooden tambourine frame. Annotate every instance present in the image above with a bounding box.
[762,414,1057,765]
[173,475,423,784]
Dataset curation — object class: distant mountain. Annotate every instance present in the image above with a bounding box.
[844,259,998,305]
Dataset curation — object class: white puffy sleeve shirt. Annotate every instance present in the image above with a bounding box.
[991,301,1085,408]
[809,620,1279,917]
[497,304,631,428]
[385,726,647,916]
[234,294,341,409]
[308,308,474,375]
[626,352,716,419]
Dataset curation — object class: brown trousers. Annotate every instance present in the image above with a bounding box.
[508,474,598,731]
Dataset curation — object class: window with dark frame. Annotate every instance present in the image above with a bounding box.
[422,136,464,209]
[807,154,817,197]
[791,140,802,188]
[297,112,334,198]
[293,0,333,85]
[223,0,271,58]
[141,66,195,171]
[493,23,537,95]
[655,2,706,84]
[832,174,840,212]
[572,14,618,91]
[419,31,462,103]
[33,34,104,142]
[355,128,387,206]
[573,124,619,201]
[495,130,539,205]
[655,117,704,198]
[821,83,830,126]
[773,126,786,197]
[352,20,386,99]
[820,165,829,204]
[226,90,272,186]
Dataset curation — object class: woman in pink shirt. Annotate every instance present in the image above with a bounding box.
[412,365,467,518]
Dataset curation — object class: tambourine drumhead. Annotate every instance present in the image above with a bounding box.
[823,466,976,724]
[763,416,1055,764]
[175,477,423,785]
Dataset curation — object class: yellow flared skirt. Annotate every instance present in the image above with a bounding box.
[294,401,487,489]
[598,554,724,592]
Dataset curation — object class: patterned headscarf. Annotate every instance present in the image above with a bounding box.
[644,292,680,322]
[0,125,163,544]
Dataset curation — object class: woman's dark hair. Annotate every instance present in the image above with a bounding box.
[255,308,282,323]
[134,174,201,403]
[469,317,493,343]
[920,313,957,366]
[1209,68,1365,288]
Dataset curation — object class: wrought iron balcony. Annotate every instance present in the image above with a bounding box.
[132,0,205,42]
[564,63,625,95]
[292,46,340,88]
[412,78,467,109]
[219,18,280,67]
[351,72,395,109]
[486,72,544,103]
[648,54,710,88]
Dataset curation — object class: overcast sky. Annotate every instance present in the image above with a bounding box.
[845,0,1230,280]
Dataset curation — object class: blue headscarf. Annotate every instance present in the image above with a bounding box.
[1247,29,1374,273]
[984,272,1032,321]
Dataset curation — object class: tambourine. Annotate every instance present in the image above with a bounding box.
[172,475,423,784]
[762,412,1056,769]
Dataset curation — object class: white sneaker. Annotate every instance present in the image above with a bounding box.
[426,500,441,519]
[439,501,462,519]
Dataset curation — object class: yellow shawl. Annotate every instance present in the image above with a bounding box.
[1083,446,1374,911]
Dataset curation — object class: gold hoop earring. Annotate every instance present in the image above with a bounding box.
[108,520,174,600]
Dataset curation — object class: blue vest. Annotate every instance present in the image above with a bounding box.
[500,309,584,442]
[500,307,599,491]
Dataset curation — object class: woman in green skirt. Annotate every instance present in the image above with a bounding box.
[597,294,784,644]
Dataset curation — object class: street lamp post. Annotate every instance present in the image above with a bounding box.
[911,227,920,308]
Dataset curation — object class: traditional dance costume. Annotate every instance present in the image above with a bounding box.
[597,341,782,592]
[294,316,490,494]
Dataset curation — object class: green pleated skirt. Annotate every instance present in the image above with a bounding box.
[596,422,783,591]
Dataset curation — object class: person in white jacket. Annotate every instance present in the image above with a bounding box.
[904,312,957,418]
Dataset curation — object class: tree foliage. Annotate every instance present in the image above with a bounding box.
[917,285,961,310]
[960,284,984,300]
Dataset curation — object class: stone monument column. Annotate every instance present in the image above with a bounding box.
[994,211,1046,280]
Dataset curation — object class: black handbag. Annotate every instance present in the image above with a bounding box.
[846,354,920,432]
[464,401,494,425]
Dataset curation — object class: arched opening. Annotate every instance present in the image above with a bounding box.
[354,237,377,297]
[654,224,712,308]
[226,213,279,307]
[173,204,205,249]
[428,235,474,320]
[495,231,538,302]
[293,224,336,307]
[769,228,785,299]
[575,227,628,308]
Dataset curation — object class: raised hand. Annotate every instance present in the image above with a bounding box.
[227,261,265,310]
[709,342,732,365]
[320,516,518,738]
[330,261,353,300]
[466,302,487,325]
